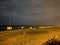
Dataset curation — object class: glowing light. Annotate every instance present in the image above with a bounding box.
[21,27,24,29]
[29,27,33,29]
[7,27,12,30]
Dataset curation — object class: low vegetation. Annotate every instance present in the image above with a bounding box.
[42,37,60,45]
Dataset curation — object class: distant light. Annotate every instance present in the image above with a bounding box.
[40,27,46,28]
[7,26,12,30]
[21,27,24,29]
[29,27,33,29]
[39,26,52,29]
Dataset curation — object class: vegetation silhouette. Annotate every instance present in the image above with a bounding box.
[42,36,60,45]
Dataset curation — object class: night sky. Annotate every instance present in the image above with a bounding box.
[0,0,60,25]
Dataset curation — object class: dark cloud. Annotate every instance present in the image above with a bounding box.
[0,0,60,25]
[0,0,8,2]
[0,15,9,25]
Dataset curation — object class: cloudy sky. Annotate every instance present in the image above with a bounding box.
[0,0,60,25]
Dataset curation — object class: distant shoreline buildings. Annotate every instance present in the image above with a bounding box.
[0,25,60,31]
